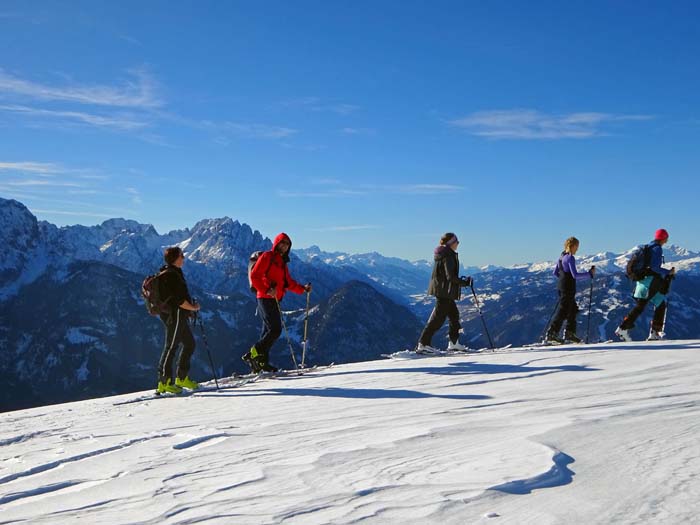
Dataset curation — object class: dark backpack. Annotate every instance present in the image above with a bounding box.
[626,245,652,281]
[141,269,172,316]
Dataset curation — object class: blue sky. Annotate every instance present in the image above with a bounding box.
[1,1,698,265]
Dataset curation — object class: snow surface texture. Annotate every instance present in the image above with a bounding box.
[1,341,699,524]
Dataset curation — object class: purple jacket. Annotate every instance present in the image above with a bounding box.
[553,253,591,281]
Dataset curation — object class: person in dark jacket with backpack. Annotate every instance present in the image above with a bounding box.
[157,246,201,394]
[245,233,311,372]
[416,232,473,353]
[616,229,676,342]
[545,237,595,344]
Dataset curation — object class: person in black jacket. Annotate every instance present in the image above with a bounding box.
[157,246,200,394]
[416,233,473,353]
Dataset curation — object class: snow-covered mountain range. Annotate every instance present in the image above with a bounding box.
[2,196,700,411]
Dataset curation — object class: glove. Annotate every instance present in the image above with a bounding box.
[460,276,473,287]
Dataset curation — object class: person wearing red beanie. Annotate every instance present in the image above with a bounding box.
[655,229,669,242]
[615,229,676,342]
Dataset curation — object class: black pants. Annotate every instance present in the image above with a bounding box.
[549,290,579,335]
[620,276,668,331]
[419,298,461,346]
[254,298,282,363]
[158,309,196,383]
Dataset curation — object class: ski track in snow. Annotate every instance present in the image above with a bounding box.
[1,340,699,524]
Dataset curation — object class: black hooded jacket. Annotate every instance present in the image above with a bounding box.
[427,245,463,300]
[158,265,192,314]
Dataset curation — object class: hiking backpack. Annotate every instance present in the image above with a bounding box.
[141,269,172,316]
[248,251,266,293]
[248,250,279,294]
[626,245,652,281]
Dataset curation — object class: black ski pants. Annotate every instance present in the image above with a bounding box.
[253,298,282,362]
[549,290,579,335]
[620,276,668,331]
[419,298,461,347]
[158,308,196,384]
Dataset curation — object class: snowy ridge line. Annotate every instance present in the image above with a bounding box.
[0,433,172,486]
[172,433,233,451]
[488,446,575,495]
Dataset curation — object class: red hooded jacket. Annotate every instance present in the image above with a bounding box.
[250,233,306,300]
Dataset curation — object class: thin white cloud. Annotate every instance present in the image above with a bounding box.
[308,224,380,232]
[30,208,117,219]
[223,122,297,139]
[126,187,142,206]
[198,119,297,140]
[283,97,360,115]
[0,161,63,175]
[0,104,149,131]
[391,184,465,194]
[0,68,162,108]
[3,179,85,188]
[277,189,368,198]
[278,183,464,198]
[341,127,376,135]
[449,109,654,139]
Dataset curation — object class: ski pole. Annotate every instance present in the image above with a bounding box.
[469,284,495,350]
[274,296,299,370]
[301,290,311,368]
[540,297,560,343]
[586,275,594,343]
[194,312,219,390]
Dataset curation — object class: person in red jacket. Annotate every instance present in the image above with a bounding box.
[244,232,311,372]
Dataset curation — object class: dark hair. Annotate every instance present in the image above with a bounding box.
[440,232,457,246]
[164,246,183,265]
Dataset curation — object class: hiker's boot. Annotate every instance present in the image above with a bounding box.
[416,343,440,354]
[615,326,632,342]
[175,376,199,390]
[564,331,582,344]
[157,378,182,395]
[545,331,564,345]
[447,340,468,352]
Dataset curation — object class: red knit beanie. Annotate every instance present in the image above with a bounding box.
[654,228,669,241]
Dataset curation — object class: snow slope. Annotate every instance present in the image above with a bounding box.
[1,341,699,524]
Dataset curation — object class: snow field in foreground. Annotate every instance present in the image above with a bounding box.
[1,340,699,524]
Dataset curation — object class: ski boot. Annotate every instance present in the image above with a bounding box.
[447,340,469,352]
[646,328,666,341]
[416,343,439,354]
[260,363,279,374]
[615,326,632,342]
[175,376,199,390]
[242,347,263,373]
[157,378,182,395]
[545,331,564,345]
[564,331,582,344]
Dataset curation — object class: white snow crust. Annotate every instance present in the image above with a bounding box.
[1,340,699,524]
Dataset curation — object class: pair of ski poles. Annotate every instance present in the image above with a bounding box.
[192,288,312,386]
[192,310,220,390]
[462,280,495,350]
[275,289,312,370]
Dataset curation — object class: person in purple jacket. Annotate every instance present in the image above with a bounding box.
[545,237,596,344]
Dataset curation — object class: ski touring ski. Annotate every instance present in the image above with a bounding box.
[382,344,513,360]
